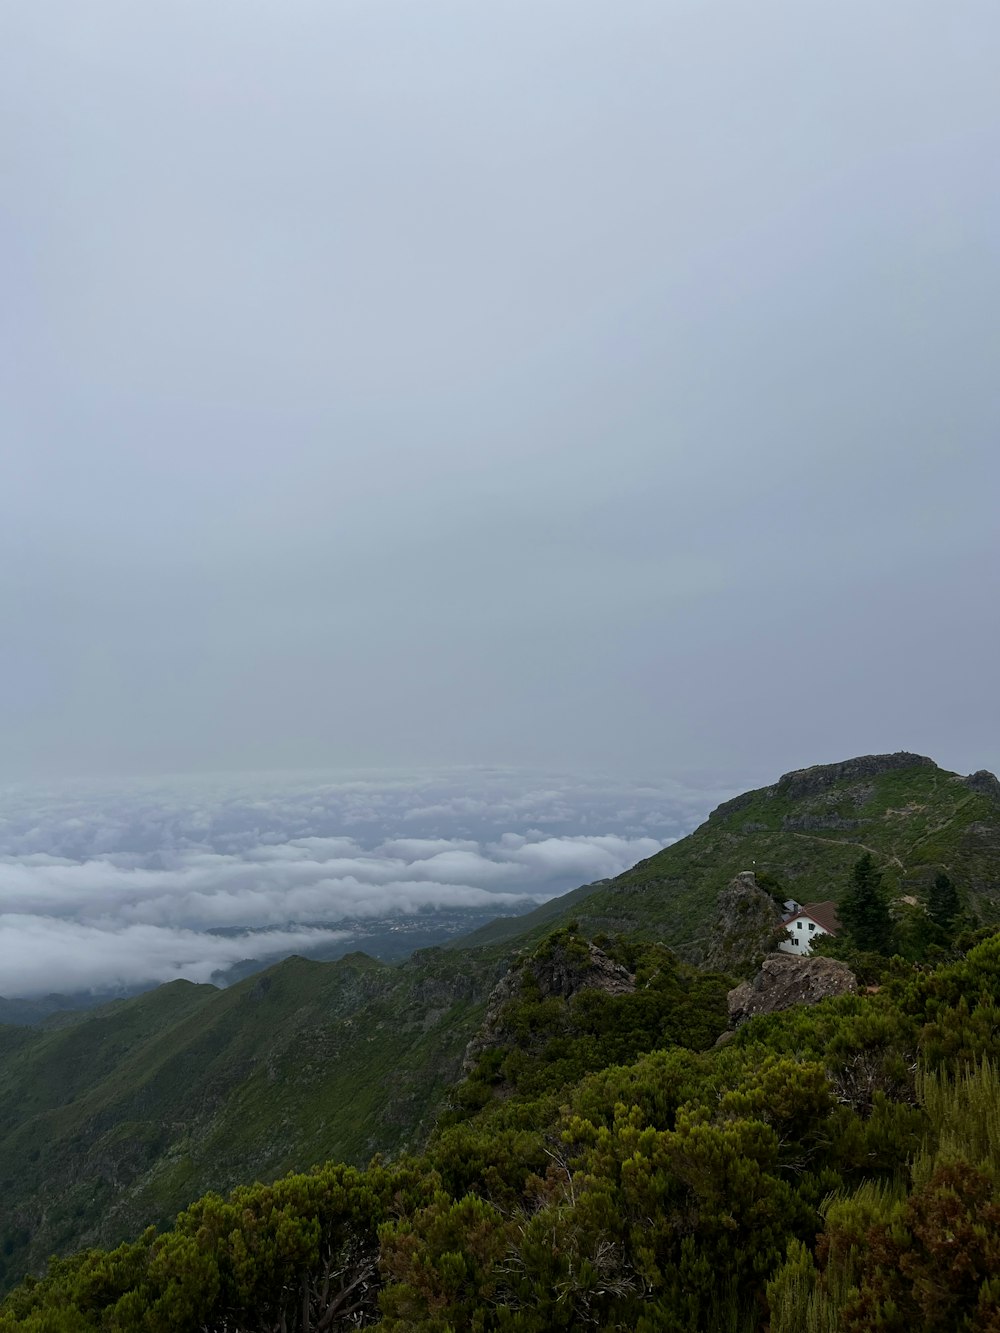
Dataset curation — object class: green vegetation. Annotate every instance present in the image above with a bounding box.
[483,754,1000,960]
[7,929,1000,1329]
[929,870,961,934]
[444,927,730,1128]
[0,951,504,1285]
[768,1058,1000,1332]
[839,853,894,953]
[0,752,998,1315]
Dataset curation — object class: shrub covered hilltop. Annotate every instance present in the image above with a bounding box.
[5,925,1000,1331]
[3,752,1000,1331]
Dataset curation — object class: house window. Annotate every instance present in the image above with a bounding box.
[796,921,803,929]
[808,923,815,931]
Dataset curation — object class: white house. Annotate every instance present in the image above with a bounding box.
[779,901,840,956]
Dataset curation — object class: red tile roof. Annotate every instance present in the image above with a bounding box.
[784,901,840,935]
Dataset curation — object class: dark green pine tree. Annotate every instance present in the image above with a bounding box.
[928,871,960,935]
[839,853,894,954]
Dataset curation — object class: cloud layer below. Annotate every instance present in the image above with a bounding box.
[0,768,732,996]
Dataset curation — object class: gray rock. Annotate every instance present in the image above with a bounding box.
[962,769,1000,803]
[773,753,935,801]
[727,953,857,1027]
[703,871,783,974]
[709,752,936,823]
[781,814,860,831]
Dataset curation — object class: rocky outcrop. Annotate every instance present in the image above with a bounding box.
[462,937,634,1072]
[703,872,783,975]
[709,753,936,823]
[781,814,860,832]
[774,753,935,799]
[727,953,857,1027]
[962,770,1000,803]
[526,939,635,1001]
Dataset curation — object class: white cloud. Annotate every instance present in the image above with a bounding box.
[0,768,726,996]
[376,837,480,860]
[489,833,669,880]
[0,915,353,997]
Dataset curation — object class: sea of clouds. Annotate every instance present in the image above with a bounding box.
[0,768,738,996]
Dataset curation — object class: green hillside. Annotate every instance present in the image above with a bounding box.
[449,876,611,950]
[1,751,997,1288]
[505,752,1000,955]
[9,912,1000,1329]
[0,949,505,1285]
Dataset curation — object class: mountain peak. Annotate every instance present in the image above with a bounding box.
[774,752,938,798]
[962,769,1000,803]
[710,752,938,823]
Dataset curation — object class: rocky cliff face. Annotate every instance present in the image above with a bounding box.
[727,953,857,1027]
[709,752,937,823]
[702,871,783,975]
[463,937,634,1072]
[963,770,1000,803]
[773,752,936,801]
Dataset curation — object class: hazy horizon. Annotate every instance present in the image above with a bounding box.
[0,765,738,997]
[0,746,994,997]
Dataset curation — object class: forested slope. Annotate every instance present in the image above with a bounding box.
[0,950,504,1284]
[6,924,1000,1329]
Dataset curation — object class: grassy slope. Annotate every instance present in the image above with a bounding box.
[2,753,998,1284]
[450,878,611,950]
[458,755,1000,958]
[0,949,505,1282]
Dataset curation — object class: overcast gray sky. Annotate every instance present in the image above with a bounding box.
[2,0,998,783]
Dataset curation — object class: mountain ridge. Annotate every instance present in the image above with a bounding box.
[522,751,1000,956]
[1,751,998,1285]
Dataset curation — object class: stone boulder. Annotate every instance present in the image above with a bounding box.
[727,953,856,1027]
